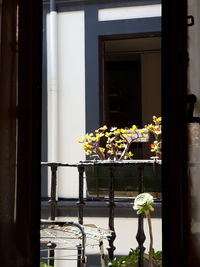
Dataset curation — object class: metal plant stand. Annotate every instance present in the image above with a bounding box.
[40,220,86,267]
[40,220,112,267]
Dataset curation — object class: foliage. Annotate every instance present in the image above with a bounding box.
[144,249,162,266]
[152,249,162,266]
[108,249,139,267]
[77,125,145,160]
[77,116,162,160]
[108,249,162,267]
[133,193,154,214]
[145,116,162,159]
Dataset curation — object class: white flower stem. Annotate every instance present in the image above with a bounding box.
[145,210,153,267]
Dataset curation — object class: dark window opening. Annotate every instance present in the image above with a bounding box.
[100,35,161,158]
[105,60,141,128]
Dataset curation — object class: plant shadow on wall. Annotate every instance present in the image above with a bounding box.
[108,193,162,267]
[76,116,162,198]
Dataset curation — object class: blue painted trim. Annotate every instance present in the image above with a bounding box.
[85,6,100,132]
[98,17,161,36]
[44,0,161,13]
[50,0,57,11]
[44,0,161,9]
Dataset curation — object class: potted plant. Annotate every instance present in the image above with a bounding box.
[76,116,162,197]
[108,193,162,267]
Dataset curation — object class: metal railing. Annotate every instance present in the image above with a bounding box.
[41,159,162,266]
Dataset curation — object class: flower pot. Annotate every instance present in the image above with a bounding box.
[84,161,161,198]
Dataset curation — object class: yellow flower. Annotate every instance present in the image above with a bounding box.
[110,127,117,131]
[99,125,107,131]
[157,117,162,124]
[86,150,92,155]
[125,151,133,159]
[114,129,121,135]
[105,132,112,137]
[84,133,92,139]
[116,140,123,143]
[96,133,104,139]
[118,144,125,149]
[130,125,137,131]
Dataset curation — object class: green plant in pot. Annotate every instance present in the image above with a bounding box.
[108,193,162,267]
[76,117,161,197]
[108,249,162,267]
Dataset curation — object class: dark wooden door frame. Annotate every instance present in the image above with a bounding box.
[0,0,18,264]
[0,0,42,266]
[162,0,190,266]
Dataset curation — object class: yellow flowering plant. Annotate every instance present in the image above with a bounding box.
[77,116,162,161]
[77,125,148,160]
[145,116,162,159]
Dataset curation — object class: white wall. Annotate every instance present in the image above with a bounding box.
[47,11,86,198]
[98,4,161,21]
[54,216,162,267]
[83,217,162,255]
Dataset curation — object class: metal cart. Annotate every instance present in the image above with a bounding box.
[40,219,112,267]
